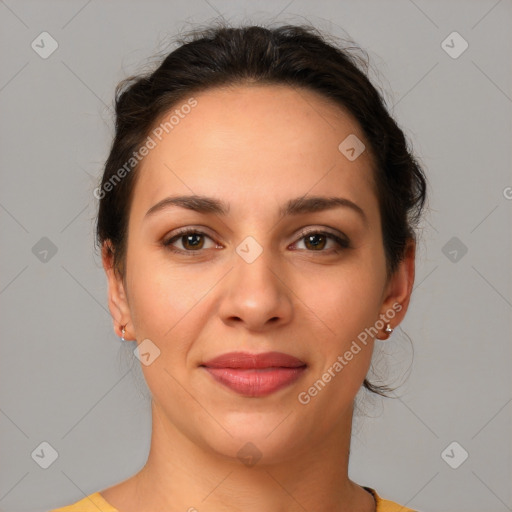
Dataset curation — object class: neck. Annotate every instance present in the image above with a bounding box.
[110,399,374,512]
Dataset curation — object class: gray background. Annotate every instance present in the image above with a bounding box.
[0,1,511,511]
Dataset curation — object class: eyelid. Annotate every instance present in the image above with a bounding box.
[294,226,348,242]
[291,227,350,251]
[162,226,219,248]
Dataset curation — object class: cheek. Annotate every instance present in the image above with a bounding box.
[294,273,379,423]
[125,254,210,403]
[295,260,384,341]
[127,251,210,337]
[290,256,384,393]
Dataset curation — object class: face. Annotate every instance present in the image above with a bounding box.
[103,84,414,464]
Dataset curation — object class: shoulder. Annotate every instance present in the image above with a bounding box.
[363,486,419,512]
[49,492,118,512]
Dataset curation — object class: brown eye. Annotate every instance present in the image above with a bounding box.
[303,233,327,251]
[294,230,350,252]
[180,233,205,250]
[163,229,217,254]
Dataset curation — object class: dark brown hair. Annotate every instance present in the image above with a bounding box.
[96,23,428,397]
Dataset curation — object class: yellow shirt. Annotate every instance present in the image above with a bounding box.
[49,486,417,511]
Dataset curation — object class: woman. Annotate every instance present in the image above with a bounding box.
[52,23,427,512]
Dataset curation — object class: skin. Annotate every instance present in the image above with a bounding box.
[100,84,415,512]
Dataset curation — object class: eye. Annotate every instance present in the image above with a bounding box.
[163,229,219,254]
[292,229,350,252]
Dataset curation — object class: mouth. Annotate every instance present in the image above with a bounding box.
[200,351,308,397]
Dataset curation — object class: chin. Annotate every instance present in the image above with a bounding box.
[200,417,310,467]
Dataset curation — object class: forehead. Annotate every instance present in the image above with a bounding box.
[132,84,378,219]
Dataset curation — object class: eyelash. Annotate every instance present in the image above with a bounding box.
[162,228,350,256]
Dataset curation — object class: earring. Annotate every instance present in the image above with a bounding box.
[380,323,393,340]
[121,325,126,341]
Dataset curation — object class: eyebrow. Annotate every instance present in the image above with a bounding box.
[144,194,367,225]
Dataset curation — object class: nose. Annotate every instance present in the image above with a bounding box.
[218,245,293,332]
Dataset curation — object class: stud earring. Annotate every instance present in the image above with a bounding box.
[380,323,393,340]
[121,325,126,341]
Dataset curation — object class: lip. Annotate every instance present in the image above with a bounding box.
[202,351,306,369]
[200,351,307,397]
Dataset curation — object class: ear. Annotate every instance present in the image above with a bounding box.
[379,238,416,326]
[102,241,133,340]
